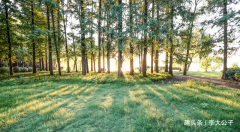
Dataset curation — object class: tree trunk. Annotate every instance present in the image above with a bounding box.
[155,49,159,73]
[39,58,42,71]
[80,0,86,75]
[168,6,174,77]
[222,1,228,79]
[63,0,70,73]
[5,0,13,75]
[74,37,77,72]
[169,47,173,76]
[94,56,96,72]
[91,35,93,71]
[183,0,197,75]
[129,0,134,75]
[143,0,148,77]
[165,51,168,72]
[51,9,61,76]
[138,42,141,73]
[47,5,53,75]
[155,2,160,73]
[45,41,48,71]
[32,0,37,73]
[102,37,105,73]
[118,0,123,77]
[98,0,102,73]
[183,50,189,75]
[151,0,155,74]
[86,55,89,73]
[107,32,111,74]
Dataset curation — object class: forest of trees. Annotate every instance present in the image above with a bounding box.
[0,0,239,79]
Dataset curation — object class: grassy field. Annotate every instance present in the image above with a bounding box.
[0,71,240,132]
[173,71,222,78]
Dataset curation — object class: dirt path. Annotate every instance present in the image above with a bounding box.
[161,74,240,90]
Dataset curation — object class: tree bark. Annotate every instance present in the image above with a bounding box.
[143,0,148,77]
[129,0,134,75]
[222,1,228,79]
[138,42,141,73]
[151,0,155,74]
[73,37,77,72]
[51,9,61,76]
[107,28,111,74]
[168,6,174,77]
[165,51,168,72]
[80,0,86,75]
[91,34,93,71]
[42,58,44,70]
[39,58,42,71]
[98,0,102,73]
[5,0,13,75]
[45,41,48,71]
[118,0,123,77]
[47,5,53,75]
[102,37,105,73]
[63,0,70,73]
[32,0,37,73]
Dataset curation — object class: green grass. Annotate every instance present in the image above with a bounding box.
[0,71,240,132]
[173,71,222,78]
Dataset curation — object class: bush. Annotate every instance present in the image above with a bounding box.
[28,67,33,72]
[225,68,240,81]
[21,67,28,72]
[13,66,20,73]
[19,67,23,72]
[0,67,9,74]
[234,71,240,81]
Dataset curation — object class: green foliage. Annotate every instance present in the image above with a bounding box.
[28,67,33,72]
[0,67,9,74]
[20,67,29,72]
[226,69,240,81]
[210,57,223,71]
[13,66,20,73]
[234,71,240,81]
[200,57,212,72]
[231,62,239,69]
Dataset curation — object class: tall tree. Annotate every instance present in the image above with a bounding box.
[80,0,86,75]
[47,4,53,75]
[168,5,174,76]
[51,7,61,76]
[32,0,37,73]
[183,0,198,75]
[222,0,227,79]
[129,0,134,75]
[118,0,123,76]
[143,0,148,77]
[98,0,102,73]
[4,0,13,75]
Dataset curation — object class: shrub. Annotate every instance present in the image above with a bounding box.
[28,67,33,72]
[21,67,28,72]
[234,71,240,81]
[19,67,23,72]
[226,68,240,81]
[0,67,9,74]
[13,66,20,73]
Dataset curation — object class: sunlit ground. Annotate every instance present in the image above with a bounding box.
[0,71,239,131]
[173,71,222,78]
